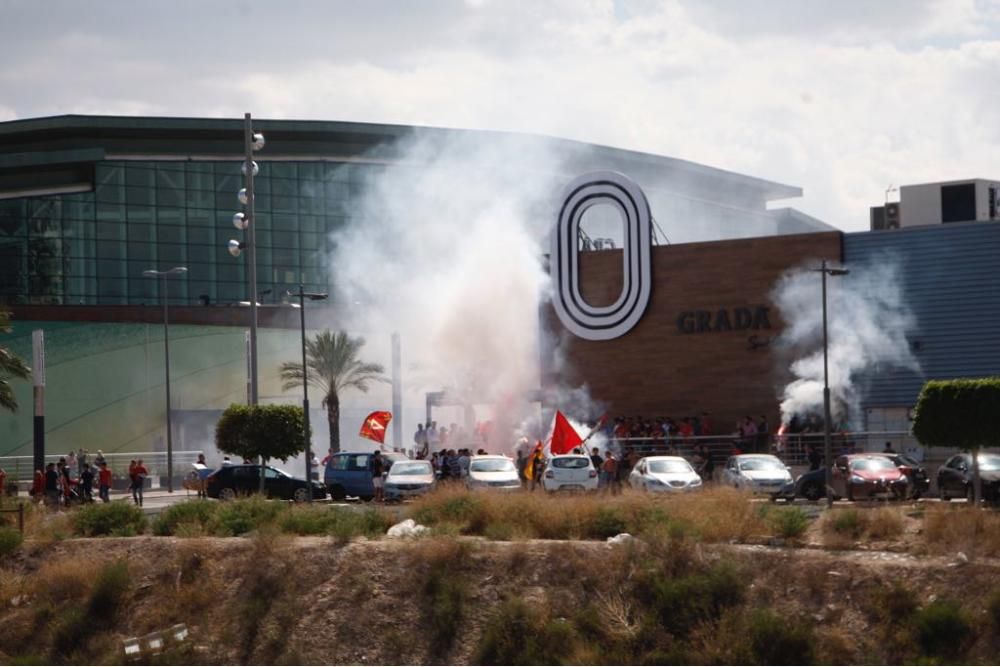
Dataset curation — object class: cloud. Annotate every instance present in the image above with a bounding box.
[1,0,999,231]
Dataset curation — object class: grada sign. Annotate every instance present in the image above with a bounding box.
[551,171,772,341]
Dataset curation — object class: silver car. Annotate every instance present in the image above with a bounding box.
[628,456,702,492]
[384,460,436,500]
[722,454,792,494]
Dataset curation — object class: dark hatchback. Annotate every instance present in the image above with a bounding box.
[937,453,1000,503]
[775,467,828,501]
[885,453,930,499]
[206,464,327,502]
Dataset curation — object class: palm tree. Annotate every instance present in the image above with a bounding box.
[0,310,30,413]
[280,329,388,454]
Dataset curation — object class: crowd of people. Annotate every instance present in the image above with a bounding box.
[20,449,155,510]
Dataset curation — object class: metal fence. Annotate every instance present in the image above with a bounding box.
[0,450,205,487]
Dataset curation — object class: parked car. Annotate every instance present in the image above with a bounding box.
[721,454,793,494]
[325,451,407,501]
[384,460,436,501]
[884,453,930,499]
[831,454,906,501]
[205,464,327,502]
[466,455,521,491]
[628,456,702,493]
[936,452,1000,503]
[543,454,598,492]
[775,467,828,502]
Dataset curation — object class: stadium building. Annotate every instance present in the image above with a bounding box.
[0,114,997,462]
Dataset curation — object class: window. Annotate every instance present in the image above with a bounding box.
[328,455,350,471]
[348,455,370,471]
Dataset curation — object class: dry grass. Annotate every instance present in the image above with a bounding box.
[32,556,97,603]
[408,486,767,543]
[865,507,905,540]
[923,505,1000,557]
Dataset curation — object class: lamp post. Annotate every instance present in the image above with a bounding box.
[228,113,265,491]
[286,285,328,501]
[814,259,849,508]
[142,266,188,493]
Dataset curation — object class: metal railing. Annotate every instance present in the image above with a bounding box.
[0,450,205,487]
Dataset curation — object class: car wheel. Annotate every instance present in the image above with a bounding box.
[802,481,822,502]
[293,487,309,503]
[218,487,236,502]
[329,485,346,501]
[966,484,975,504]
[939,485,950,501]
[846,484,855,502]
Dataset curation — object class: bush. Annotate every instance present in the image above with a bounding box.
[769,506,810,539]
[423,557,468,659]
[87,560,129,625]
[913,599,974,661]
[475,598,577,665]
[0,526,22,557]
[869,582,919,625]
[72,502,146,537]
[586,506,628,539]
[153,500,218,536]
[212,496,284,536]
[988,590,1000,631]
[640,562,746,635]
[747,609,815,665]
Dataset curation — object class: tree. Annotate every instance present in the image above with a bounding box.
[279,330,388,454]
[0,311,30,413]
[215,403,306,463]
[911,378,1000,505]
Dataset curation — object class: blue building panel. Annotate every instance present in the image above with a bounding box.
[844,222,1000,410]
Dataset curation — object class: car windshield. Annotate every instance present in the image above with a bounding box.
[470,459,516,473]
[649,460,692,474]
[552,457,589,469]
[391,462,432,476]
[739,457,783,471]
[850,458,896,472]
[897,455,920,467]
[978,454,1000,471]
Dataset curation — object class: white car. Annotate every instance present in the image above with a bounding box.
[543,454,598,492]
[466,455,521,491]
[722,454,793,494]
[384,460,436,501]
[628,456,703,492]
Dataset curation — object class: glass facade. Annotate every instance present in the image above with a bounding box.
[0,159,381,305]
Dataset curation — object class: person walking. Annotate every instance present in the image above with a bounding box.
[44,463,60,510]
[98,461,112,503]
[131,459,148,507]
[370,450,386,503]
[79,463,94,503]
[602,452,620,495]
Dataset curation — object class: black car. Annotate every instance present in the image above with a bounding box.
[775,467,828,501]
[885,453,930,499]
[206,464,327,502]
[937,453,1000,503]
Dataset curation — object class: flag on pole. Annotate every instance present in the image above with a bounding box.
[523,440,543,480]
[359,411,392,445]
[550,410,584,455]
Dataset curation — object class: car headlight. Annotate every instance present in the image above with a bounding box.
[648,478,664,486]
[850,475,865,484]
[689,478,702,486]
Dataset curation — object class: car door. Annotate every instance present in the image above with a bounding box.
[830,456,850,497]
[232,466,258,495]
[940,456,964,495]
[630,460,645,488]
[723,458,737,486]
[345,454,373,497]
[264,467,292,499]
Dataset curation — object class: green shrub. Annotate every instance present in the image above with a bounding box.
[640,562,746,635]
[211,496,284,536]
[475,598,577,665]
[988,590,1000,631]
[769,506,811,539]
[152,500,218,536]
[870,583,919,625]
[913,599,973,661]
[0,525,23,557]
[423,559,468,659]
[51,606,88,660]
[586,506,628,539]
[72,502,146,537]
[830,509,864,537]
[88,560,129,625]
[747,609,815,665]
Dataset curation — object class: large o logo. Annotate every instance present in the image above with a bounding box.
[551,171,652,341]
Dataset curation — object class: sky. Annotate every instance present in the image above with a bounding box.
[2,0,999,231]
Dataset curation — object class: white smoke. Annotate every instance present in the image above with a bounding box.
[323,131,591,451]
[771,255,921,428]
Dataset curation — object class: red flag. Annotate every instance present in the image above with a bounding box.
[550,410,584,455]
[359,411,392,444]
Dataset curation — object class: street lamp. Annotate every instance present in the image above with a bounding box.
[142,266,188,493]
[227,113,265,491]
[286,285,328,501]
[813,259,849,508]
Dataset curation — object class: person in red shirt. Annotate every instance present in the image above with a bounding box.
[32,469,44,503]
[98,462,113,503]
[132,459,148,507]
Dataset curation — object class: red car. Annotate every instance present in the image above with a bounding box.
[831,454,907,501]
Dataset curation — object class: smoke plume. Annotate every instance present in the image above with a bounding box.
[323,130,584,451]
[771,256,920,428]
